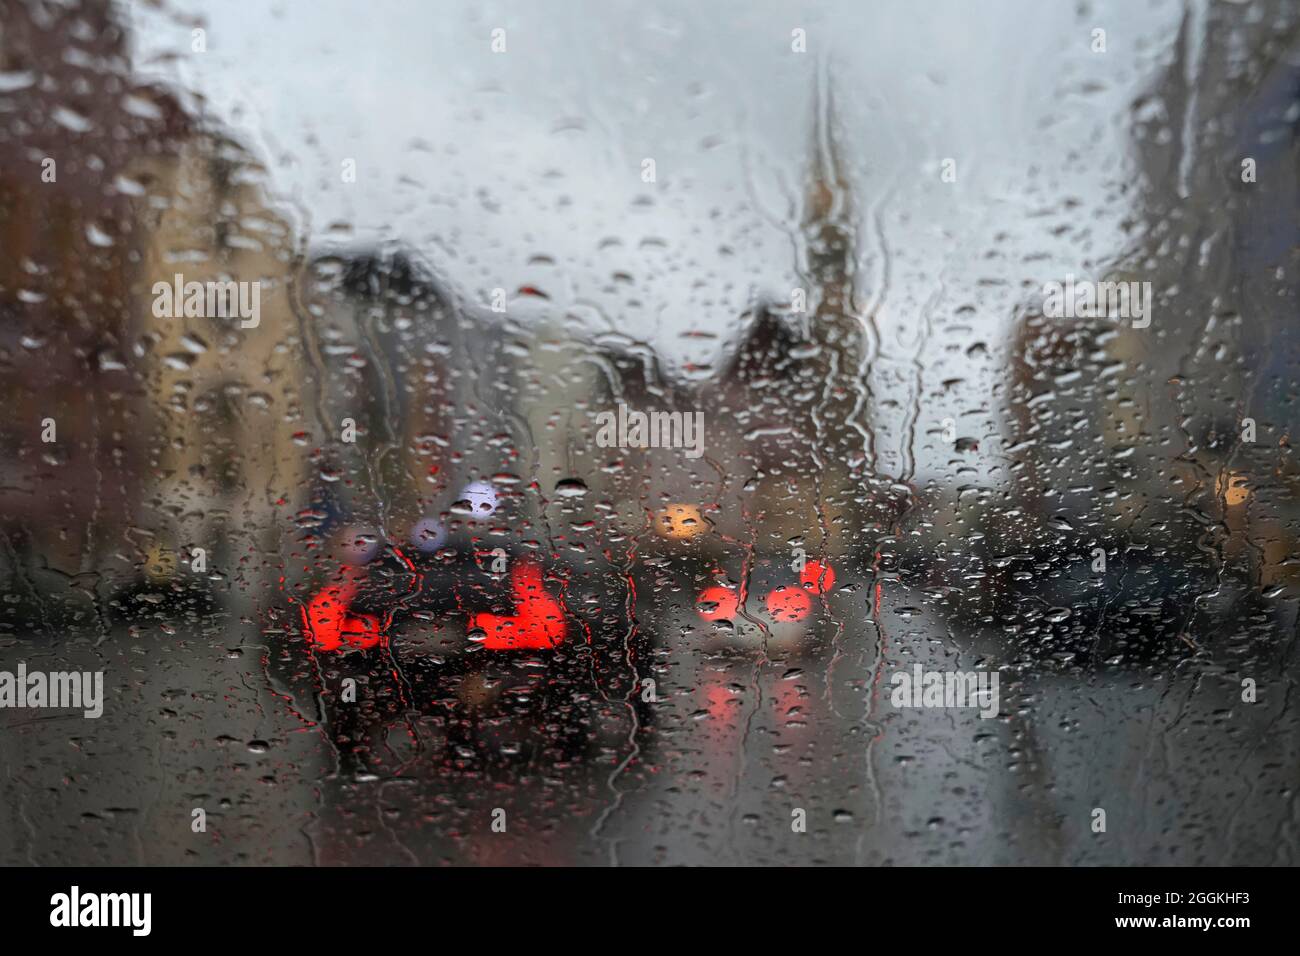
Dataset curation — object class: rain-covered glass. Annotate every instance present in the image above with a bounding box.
[1,0,1298,866]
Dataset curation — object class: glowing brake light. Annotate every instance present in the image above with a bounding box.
[766,585,811,622]
[697,584,739,622]
[302,567,381,652]
[799,560,836,594]
[468,561,566,650]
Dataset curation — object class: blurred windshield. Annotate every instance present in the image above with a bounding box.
[1,0,1298,866]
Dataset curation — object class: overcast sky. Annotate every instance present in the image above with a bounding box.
[126,0,1186,480]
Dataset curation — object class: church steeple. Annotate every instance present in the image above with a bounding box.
[801,73,857,330]
[795,71,874,484]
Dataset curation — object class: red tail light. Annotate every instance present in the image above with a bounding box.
[468,561,566,650]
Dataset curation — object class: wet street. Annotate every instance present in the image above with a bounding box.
[1,0,1298,867]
